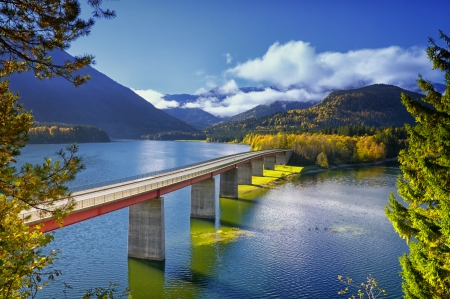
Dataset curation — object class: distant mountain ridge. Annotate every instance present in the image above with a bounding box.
[228,100,318,122]
[162,81,443,127]
[162,108,221,129]
[163,86,319,126]
[204,84,424,142]
[8,51,197,139]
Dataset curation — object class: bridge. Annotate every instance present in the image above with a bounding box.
[21,149,292,260]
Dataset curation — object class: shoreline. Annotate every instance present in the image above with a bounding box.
[238,158,398,195]
[301,157,398,174]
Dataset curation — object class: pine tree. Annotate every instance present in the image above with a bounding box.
[0,0,115,86]
[0,1,117,298]
[385,31,450,298]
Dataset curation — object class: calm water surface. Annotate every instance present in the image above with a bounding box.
[19,140,407,298]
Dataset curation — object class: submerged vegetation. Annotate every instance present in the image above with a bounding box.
[191,228,252,246]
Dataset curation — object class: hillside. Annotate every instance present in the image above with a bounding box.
[7,51,197,139]
[162,108,222,129]
[205,84,424,142]
[228,100,318,122]
[163,87,318,125]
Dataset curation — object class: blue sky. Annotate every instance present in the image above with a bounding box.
[67,0,450,116]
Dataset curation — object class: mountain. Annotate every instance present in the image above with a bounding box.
[162,108,222,129]
[7,51,197,139]
[228,100,318,122]
[163,87,317,125]
[204,84,424,142]
[163,86,268,105]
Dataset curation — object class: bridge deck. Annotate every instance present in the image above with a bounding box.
[20,149,289,231]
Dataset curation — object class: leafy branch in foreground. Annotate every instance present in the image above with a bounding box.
[81,283,131,299]
[338,275,387,299]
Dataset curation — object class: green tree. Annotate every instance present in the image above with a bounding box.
[0,0,115,86]
[385,31,450,298]
[0,1,119,298]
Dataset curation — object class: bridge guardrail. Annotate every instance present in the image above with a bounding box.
[21,149,289,224]
[69,150,257,193]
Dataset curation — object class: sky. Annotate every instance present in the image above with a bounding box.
[67,0,450,117]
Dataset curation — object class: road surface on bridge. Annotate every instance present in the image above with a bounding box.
[20,149,290,231]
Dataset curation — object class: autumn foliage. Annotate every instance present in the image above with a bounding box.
[243,132,387,166]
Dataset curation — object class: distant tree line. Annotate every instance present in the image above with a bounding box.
[243,126,405,167]
[142,131,207,141]
[28,123,110,144]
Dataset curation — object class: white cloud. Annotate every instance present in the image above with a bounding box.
[185,40,442,118]
[224,53,233,64]
[185,86,327,117]
[131,88,179,109]
[227,40,439,91]
[218,79,240,94]
[206,80,217,89]
[194,87,208,95]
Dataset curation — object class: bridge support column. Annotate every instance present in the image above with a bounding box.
[238,162,252,185]
[276,153,286,165]
[286,151,293,164]
[264,156,275,170]
[191,178,215,219]
[251,158,264,176]
[220,168,238,198]
[128,197,165,261]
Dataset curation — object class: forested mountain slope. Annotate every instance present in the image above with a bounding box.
[205,84,423,142]
[7,51,197,139]
[227,100,318,122]
[162,108,222,129]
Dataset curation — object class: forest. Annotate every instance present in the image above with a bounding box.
[204,84,421,143]
[142,131,207,141]
[28,123,111,143]
[243,126,405,167]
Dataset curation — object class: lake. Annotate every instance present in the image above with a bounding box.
[18,140,407,298]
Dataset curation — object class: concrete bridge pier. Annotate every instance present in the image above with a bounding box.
[128,197,165,261]
[220,168,238,198]
[238,162,252,185]
[286,150,293,164]
[251,158,264,176]
[264,156,275,170]
[191,178,215,219]
[276,153,286,165]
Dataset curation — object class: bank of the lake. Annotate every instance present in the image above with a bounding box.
[240,158,397,195]
[17,140,407,299]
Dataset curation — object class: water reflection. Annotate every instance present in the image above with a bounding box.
[128,258,165,298]
[23,141,407,299]
[125,164,407,298]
